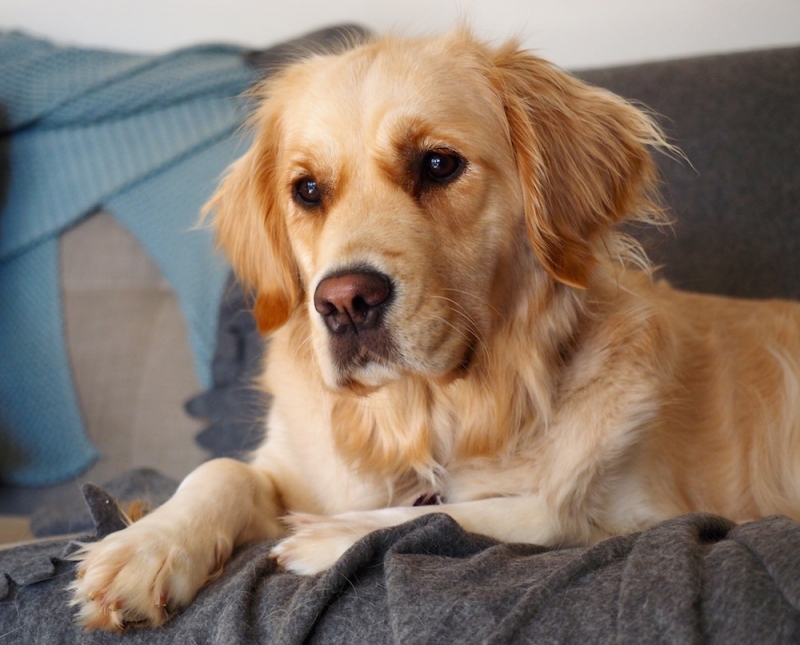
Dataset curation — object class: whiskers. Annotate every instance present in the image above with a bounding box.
[427,294,492,367]
[292,333,315,362]
[441,288,505,324]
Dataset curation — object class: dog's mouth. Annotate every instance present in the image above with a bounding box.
[334,358,401,395]
[325,330,401,391]
[329,325,397,368]
[312,294,406,392]
[327,326,479,394]
[312,266,482,392]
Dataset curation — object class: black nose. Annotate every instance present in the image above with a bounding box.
[314,270,392,334]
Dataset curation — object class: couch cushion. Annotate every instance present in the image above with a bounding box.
[578,46,800,300]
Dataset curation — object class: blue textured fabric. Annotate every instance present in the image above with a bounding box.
[0,32,257,485]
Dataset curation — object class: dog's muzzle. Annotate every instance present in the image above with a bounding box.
[313,268,396,370]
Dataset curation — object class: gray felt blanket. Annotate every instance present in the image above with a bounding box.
[1,483,800,644]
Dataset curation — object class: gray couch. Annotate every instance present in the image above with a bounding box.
[0,32,799,644]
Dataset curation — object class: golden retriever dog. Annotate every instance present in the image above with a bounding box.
[71,30,800,630]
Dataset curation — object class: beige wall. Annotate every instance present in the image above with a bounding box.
[2,0,800,69]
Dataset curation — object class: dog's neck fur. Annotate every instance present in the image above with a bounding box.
[326,259,590,490]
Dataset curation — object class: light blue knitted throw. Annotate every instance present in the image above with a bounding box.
[0,33,257,485]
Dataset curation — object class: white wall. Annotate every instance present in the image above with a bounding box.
[2,0,799,69]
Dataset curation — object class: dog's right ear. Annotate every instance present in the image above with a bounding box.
[488,41,665,288]
[205,117,301,335]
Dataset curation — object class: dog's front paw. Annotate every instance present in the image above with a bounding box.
[70,519,227,631]
[270,512,376,575]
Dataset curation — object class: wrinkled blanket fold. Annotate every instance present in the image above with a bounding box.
[2,481,799,643]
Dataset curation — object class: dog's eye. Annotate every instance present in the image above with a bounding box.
[294,177,322,207]
[423,151,463,183]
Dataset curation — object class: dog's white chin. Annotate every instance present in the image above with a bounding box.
[326,360,403,394]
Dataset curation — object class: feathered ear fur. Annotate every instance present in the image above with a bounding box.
[490,42,665,287]
[205,113,301,334]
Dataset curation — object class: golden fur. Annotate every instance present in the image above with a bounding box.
[71,31,800,630]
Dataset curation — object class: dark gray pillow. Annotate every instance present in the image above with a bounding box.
[578,46,800,300]
[185,275,269,459]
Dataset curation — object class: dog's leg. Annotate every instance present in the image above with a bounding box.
[271,495,561,574]
[70,458,284,630]
[272,381,661,576]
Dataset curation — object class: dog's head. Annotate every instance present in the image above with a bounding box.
[208,31,664,393]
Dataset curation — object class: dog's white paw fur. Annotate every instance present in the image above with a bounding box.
[69,519,228,630]
[270,508,424,575]
[270,513,368,575]
[269,512,383,574]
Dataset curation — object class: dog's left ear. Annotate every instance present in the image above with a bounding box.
[490,43,663,288]
[204,113,302,334]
